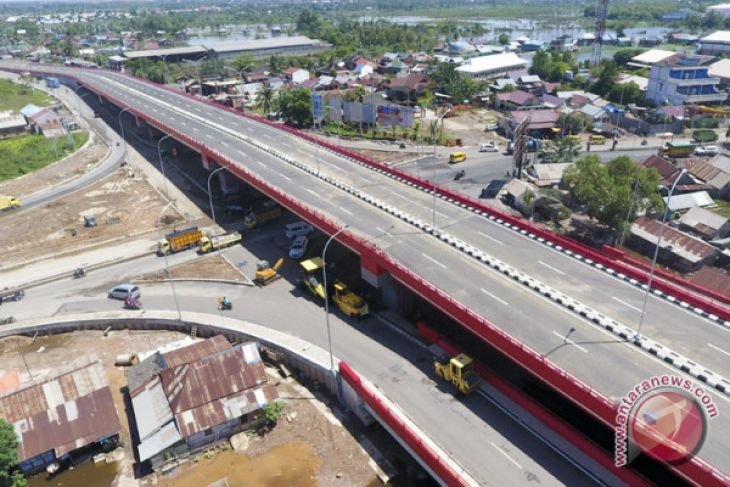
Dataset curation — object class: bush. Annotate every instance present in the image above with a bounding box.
[262,401,285,424]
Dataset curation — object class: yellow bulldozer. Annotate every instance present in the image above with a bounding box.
[332,280,369,319]
[433,353,480,395]
[254,257,284,286]
[299,258,369,318]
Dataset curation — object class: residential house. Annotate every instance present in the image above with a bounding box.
[646,53,726,106]
[244,71,269,84]
[282,67,310,85]
[495,90,537,111]
[664,191,716,212]
[385,73,432,105]
[28,108,64,136]
[668,32,699,45]
[688,267,730,296]
[491,78,517,91]
[501,109,560,138]
[499,178,537,213]
[629,215,719,272]
[678,206,730,240]
[641,154,695,188]
[107,55,127,71]
[129,336,278,469]
[629,49,676,69]
[0,356,120,475]
[579,104,610,125]
[688,158,730,199]
[0,110,27,138]
[456,53,529,80]
[699,30,730,55]
[708,57,730,85]
[384,60,409,75]
[528,163,574,187]
[707,4,730,17]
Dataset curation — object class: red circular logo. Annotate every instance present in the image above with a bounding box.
[629,388,707,463]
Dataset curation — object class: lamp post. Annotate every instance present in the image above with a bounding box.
[157,200,182,322]
[634,168,688,343]
[117,106,130,145]
[207,166,227,225]
[157,134,173,200]
[183,55,207,94]
[322,223,350,371]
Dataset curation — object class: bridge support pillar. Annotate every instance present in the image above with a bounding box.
[361,254,389,289]
[201,153,211,170]
[135,116,144,128]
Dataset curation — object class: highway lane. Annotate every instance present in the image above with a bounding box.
[2,245,609,487]
[7,63,728,474]
[75,69,730,382]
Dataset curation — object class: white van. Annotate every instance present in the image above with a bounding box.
[285,221,314,239]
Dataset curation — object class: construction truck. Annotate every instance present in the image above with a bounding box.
[254,257,284,286]
[661,141,696,158]
[244,202,282,230]
[332,280,369,318]
[433,352,480,395]
[199,231,242,253]
[158,227,203,255]
[299,258,369,317]
[0,196,21,211]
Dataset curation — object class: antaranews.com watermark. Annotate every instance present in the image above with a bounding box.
[615,374,718,467]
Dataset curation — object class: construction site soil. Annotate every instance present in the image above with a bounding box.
[3,330,383,487]
[137,253,247,283]
[0,168,183,266]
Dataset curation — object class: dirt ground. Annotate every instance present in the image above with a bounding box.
[0,168,184,266]
[137,253,247,282]
[0,133,107,199]
[350,148,418,165]
[442,108,506,147]
[0,330,380,487]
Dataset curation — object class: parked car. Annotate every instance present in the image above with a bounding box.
[479,142,499,152]
[695,145,719,156]
[285,221,314,239]
[108,283,141,300]
[289,236,309,259]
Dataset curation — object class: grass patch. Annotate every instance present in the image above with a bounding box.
[0,131,89,181]
[0,78,54,112]
[712,199,730,219]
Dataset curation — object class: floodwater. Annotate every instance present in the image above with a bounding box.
[27,460,119,487]
[160,442,321,487]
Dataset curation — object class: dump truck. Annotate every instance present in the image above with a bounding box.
[0,196,21,211]
[692,129,719,144]
[434,352,480,395]
[158,227,203,255]
[299,258,369,317]
[661,141,696,158]
[254,257,284,286]
[199,231,242,253]
[244,202,282,230]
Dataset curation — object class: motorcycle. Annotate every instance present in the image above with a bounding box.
[217,297,232,311]
[73,267,86,279]
[453,169,466,181]
[123,297,142,310]
[641,139,648,146]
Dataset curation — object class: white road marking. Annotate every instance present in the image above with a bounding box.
[421,253,446,269]
[304,188,321,198]
[180,121,187,126]
[551,330,588,353]
[490,442,522,469]
[262,133,272,139]
[538,261,565,276]
[612,296,643,313]
[709,343,730,357]
[478,231,503,246]
[480,288,508,306]
[340,208,353,216]
[220,141,229,148]
[193,127,199,132]
[237,150,246,157]
[376,226,392,237]
[256,160,266,167]
[279,174,292,182]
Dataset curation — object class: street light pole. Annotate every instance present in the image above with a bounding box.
[322,223,350,371]
[207,166,227,225]
[157,134,173,200]
[157,200,183,322]
[118,107,130,145]
[634,168,688,342]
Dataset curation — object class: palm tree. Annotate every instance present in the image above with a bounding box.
[257,84,275,115]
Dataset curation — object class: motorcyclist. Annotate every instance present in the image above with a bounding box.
[218,296,231,310]
[74,267,85,278]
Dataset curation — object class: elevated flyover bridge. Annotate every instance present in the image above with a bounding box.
[6,62,729,486]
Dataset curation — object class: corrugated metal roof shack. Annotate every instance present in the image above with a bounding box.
[0,356,120,475]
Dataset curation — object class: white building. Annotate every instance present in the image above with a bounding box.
[646,54,726,106]
[699,30,730,55]
[707,4,730,17]
[455,52,529,79]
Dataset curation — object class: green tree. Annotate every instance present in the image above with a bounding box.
[279,88,313,127]
[607,81,644,106]
[613,48,645,67]
[257,84,275,115]
[261,401,285,424]
[558,112,586,135]
[231,54,255,72]
[530,49,551,79]
[498,33,510,45]
[540,137,581,163]
[344,86,367,102]
[590,60,619,96]
[430,63,485,104]
[562,155,662,243]
[0,419,24,487]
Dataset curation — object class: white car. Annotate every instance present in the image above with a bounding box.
[479,142,499,152]
[285,221,314,239]
[108,283,141,300]
[695,145,719,156]
[289,235,309,259]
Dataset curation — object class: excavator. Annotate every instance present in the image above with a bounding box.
[433,352,481,395]
[254,257,284,286]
